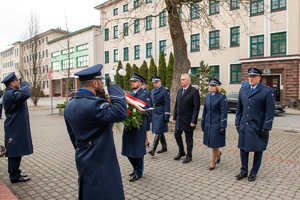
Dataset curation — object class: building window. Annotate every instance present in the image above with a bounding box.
[123,47,129,61]
[104,28,109,41]
[105,74,109,86]
[134,0,140,8]
[113,25,118,38]
[123,22,129,36]
[159,40,167,55]
[123,4,128,12]
[77,56,89,67]
[271,0,286,11]
[77,44,88,51]
[134,19,140,33]
[271,32,286,55]
[105,51,109,63]
[52,61,60,71]
[113,8,118,16]
[114,49,119,62]
[177,7,183,22]
[190,2,200,19]
[210,65,220,79]
[62,48,74,55]
[230,26,240,46]
[190,34,200,52]
[230,0,240,10]
[250,35,264,56]
[52,51,60,57]
[209,0,220,15]
[46,49,48,57]
[134,45,140,59]
[209,30,220,49]
[146,16,152,30]
[42,50,45,58]
[62,59,74,69]
[250,0,264,15]
[46,37,48,42]
[146,0,152,3]
[159,11,167,27]
[230,64,241,83]
[146,42,153,58]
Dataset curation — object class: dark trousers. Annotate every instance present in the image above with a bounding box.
[8,156,22,181]
[0,104,2,118]
[174,129,194,157]
[240,149,263,175]
[127,156,144,177]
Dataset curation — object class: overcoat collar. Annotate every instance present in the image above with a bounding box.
[247,83,263,96]
[209,91,222,104]
[133,88,143,97]
[180,84,192,100]
[75,89,95,98]
[154,85,163,95]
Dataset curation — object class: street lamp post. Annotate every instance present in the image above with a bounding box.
[110,65,126,86]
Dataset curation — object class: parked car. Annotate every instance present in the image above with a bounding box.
[226,92,285,115]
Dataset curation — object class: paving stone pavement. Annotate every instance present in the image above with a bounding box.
[0,105,299,200]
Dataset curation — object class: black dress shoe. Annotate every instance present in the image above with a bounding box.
[209,163,216,170]
[129,175,142,182]
[129,171,134,176]
[182,156,192,164]
[217,152,222,164]
[248,174,256,182]
[148,150,155,156]
[174,153,186,160]
[11,176,31,183]
[157,148,167,154]
[21,174,28,177]
[235,172,248,180]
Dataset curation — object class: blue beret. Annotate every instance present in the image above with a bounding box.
[74,64,104,81]
[130,72,145,83]
[1,72,18,84]
[248,67,262,76]
[151,75,161,83]
[209,78,221,86]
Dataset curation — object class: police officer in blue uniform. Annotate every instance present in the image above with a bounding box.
[2,72,32,183]
[122,72,151,182]
[201,78,227,170]
[64,64,128,200]
[148,75,170,156]
[235,67,275,182]
[141,80,151,147]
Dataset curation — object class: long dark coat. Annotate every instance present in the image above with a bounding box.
[235,83,275,152]
[64,85,128,200]
[3,82,33,157]
[144,89,151,131]
[151,86,170,134]
[173,85,200,131]
[122,88,151,158]
[201,92,228,148]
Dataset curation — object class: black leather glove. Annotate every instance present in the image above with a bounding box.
[236,126,239,134]
[220,128,226,135]
[19,78,22,83]
[259,129,268,138]
[106,77,111,87]
[164,118,169,122]
[149,117,152,122]
[201,126,204,132]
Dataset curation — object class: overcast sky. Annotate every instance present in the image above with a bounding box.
[0,0,108,52]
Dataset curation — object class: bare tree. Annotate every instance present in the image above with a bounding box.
[20,13,47,106]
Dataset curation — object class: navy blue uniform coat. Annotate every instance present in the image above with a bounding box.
[173,85,200,131]
[235,83,275,152]
[122,88,151,158]
[64,85,127,200]
[201,92,228,148]
[3,82,33,157]
[151,86,170,134]
[144,89,151,131]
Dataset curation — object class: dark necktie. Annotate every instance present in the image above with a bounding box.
[182,88,186,95]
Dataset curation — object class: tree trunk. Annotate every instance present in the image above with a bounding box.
[166,0,191,115]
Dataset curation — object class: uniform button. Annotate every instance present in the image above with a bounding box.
[247,114,249,117]
[248,107,250,109]
[88,141,92,145]
[246,123,248,125]
[249,99,251,101]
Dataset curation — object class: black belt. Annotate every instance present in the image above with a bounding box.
[153,103,164,107]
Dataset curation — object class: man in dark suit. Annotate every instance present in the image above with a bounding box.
[122,73,151,182]
[235,67,275,182]
[64,64,127,199]
[2,72,32,183]
[173,73,200,163]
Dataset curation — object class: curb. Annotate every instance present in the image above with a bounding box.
[0,180,18,200]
